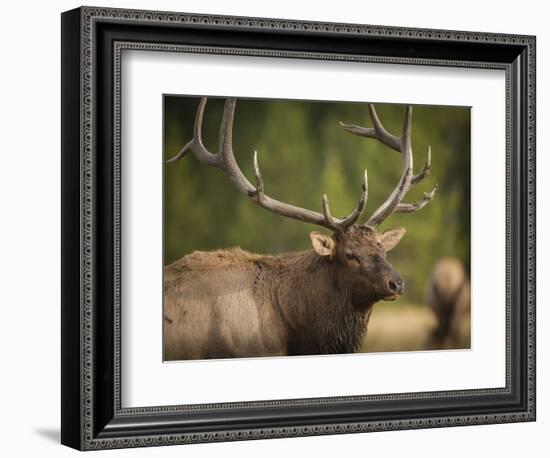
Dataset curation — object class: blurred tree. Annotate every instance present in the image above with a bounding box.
[164,96,470,304]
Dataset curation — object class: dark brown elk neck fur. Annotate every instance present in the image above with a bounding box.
[255,249,376,355]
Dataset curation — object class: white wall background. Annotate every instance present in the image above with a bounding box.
[0,0,545,456]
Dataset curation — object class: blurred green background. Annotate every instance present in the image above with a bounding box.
[164,96,470,309]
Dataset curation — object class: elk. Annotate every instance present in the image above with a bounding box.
[426,257,471,349]
[164,98,436,360]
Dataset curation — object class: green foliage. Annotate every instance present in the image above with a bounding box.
[164,97,470,303]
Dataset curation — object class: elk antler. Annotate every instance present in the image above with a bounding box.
[340,104,436,227]
[167,98,368,233]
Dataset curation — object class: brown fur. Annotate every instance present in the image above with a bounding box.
[426,257,471,349]
[164,226,405,360]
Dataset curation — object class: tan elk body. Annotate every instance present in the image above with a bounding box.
[164,98,437,360]
[426,257,471,349]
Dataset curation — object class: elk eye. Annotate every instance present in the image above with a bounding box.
[345,252,358,262]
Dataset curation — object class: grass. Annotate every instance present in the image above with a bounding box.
[361,302,437,353]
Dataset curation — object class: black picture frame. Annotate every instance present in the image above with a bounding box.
[61,6,536,450]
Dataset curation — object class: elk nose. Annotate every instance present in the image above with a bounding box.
[388,277,405,295]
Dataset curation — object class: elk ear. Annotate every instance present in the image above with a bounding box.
[378,227,406,251]
[310,231,335,257]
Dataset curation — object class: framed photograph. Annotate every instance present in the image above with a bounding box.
[61,6,536,450]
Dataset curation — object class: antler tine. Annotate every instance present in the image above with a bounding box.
[366,106,414,227]
[192,97,218,166]
[321,168,368,233]
[167,97,369,233]
[217,98,257,196]
[411,145,432,185]
[341,104,436,227]
[339,104,401,152]
[322,194,336,229]
[165,139,192,164]
[395,185,438,213]
[166,97,220,167]
[253,150,264,201]
[337,169,368,230]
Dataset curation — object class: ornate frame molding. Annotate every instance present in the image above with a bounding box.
[61,6,536,450]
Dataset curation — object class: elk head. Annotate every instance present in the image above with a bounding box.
[167,98,437,302]
[310,226,406,301]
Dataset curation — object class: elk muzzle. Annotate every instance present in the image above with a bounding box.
[383,273,405,300]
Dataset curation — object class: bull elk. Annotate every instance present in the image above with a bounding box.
[164,98,437,360]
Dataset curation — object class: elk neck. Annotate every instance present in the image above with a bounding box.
[260,249,376,355]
